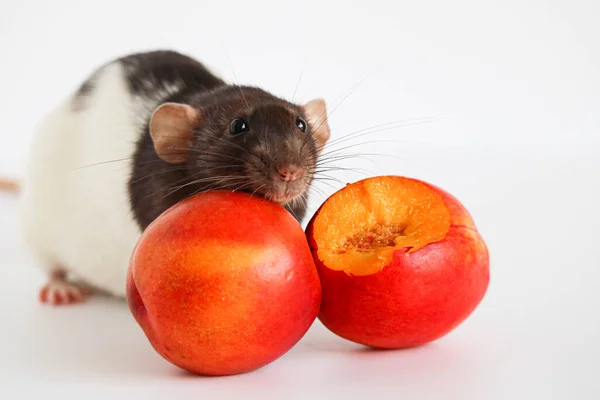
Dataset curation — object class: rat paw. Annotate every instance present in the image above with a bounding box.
[39,271,90,306]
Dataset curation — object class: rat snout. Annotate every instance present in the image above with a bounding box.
[264,163,309,204]
[278,165,305,182]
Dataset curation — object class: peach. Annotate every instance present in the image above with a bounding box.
[306,176,489,348]
[127,191,321,376]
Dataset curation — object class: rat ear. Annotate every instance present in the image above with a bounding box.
[149,102,201,164]
[302,98,330,151]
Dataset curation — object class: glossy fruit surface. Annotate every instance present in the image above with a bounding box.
[128,191,321,375]
[307,176,489,348]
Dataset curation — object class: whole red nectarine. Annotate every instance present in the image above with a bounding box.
[127,191,321,376]
[306,176,489,349]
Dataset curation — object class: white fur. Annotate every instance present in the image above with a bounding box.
[19,62,177,297]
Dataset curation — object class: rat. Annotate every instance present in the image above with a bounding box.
[7,50,331,306]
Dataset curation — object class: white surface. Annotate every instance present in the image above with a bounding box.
[1,0,600,399]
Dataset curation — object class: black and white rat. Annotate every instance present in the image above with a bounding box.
[16,50,331,305]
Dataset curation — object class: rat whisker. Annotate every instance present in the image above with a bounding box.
[302,118,441,165]
[220,180,263,198]
[311,179,339,191]
[321,130,435,158]
[162,175,248,200]
[196,176,266,197]
[190,130,264,164]
[319,142,409,161]
[316,154,392,169]
[129,166,190,184]
[291,56,307,103]
[311,65,380,134]
[180,148,249,164]
[313,165,372,173]
[322,118,441,150]
[307,184,327,200]
[307,174,346,183]
[159,169,233,195]
[224,46,250,109]
[307,125,434,161]
[318,151,411,170]
[311,175,345,185]
[140,158,239,193]
[286,202,300,221]
[316,154,382,166]
[250,183,267,197]
[74,145,239,172]
[171,174,246,191]
[74,157,134,170]
[299,125,316,155]
[313,166,371,176]
[300,189,312,206]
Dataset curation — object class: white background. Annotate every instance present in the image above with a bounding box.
[1,0,599,398]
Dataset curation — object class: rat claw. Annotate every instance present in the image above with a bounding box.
[57,289,67,303]
[49,290,59,305]
[39,286,49,303]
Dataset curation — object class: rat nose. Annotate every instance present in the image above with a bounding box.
[278,165,305,182]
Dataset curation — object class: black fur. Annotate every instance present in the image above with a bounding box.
[72,71,99,111]
[116,51,316,231]
[119,50,225,97]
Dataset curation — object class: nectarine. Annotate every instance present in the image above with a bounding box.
[127,191,321,376]
[306,176,489,349]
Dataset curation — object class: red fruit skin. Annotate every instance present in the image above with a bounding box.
[307,177,490,349]
[127,191,321,376]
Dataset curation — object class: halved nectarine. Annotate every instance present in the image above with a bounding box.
[306,176,489,348]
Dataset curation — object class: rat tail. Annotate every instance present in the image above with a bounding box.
[0,178,20,193]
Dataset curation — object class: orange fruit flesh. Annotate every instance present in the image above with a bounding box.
[312,177,451,276]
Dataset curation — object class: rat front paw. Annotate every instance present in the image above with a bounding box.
[39,270,90,306]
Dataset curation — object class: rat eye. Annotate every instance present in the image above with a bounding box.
[229,118,249,135]
[296,117,307,133]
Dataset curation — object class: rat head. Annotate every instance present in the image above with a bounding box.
[148,86,330,207]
